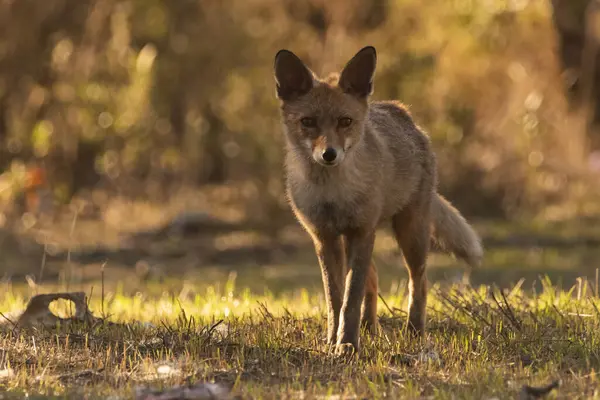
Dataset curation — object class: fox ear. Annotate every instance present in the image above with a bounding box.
[339,46,377,98]
[274,50,314,101]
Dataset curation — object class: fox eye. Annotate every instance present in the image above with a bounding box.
[338,117,353,128]
[300,117,317,128]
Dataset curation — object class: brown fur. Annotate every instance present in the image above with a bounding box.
[274,46,483,355]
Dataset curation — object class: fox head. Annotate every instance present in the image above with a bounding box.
[274,46,377,167]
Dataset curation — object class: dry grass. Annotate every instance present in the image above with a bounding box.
[1,273,599,399]
[2,211,600,399]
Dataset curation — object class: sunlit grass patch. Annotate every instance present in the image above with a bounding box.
[0,275,599,398]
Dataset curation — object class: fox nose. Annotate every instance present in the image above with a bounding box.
[322,147,337,163]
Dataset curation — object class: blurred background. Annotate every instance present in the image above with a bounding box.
[1,0,600,296]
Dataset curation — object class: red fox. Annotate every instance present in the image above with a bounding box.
[274,46,483,355]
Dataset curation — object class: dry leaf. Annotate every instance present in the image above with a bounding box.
[519,379,560,399]
[134,381,231,400]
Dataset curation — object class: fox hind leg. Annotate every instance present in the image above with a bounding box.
[392,200,431,335]
[361,261,379,334]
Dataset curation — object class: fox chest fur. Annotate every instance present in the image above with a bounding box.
[285,154,384,235]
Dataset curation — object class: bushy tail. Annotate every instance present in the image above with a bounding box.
[431,194,483,269]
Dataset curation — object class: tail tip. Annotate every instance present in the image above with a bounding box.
[466,239,484,269]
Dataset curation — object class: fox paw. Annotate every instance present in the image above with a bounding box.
[323,336,337,351]
[334,343,358,360]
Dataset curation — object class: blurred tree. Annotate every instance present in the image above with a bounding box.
[0,0,596,226]
[551,0,600,148]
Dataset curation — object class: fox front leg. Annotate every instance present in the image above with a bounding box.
[336,229,376,355]
[312,234,346,345]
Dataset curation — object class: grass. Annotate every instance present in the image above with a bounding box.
[1,273,600,399]
[2,212,600,399]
